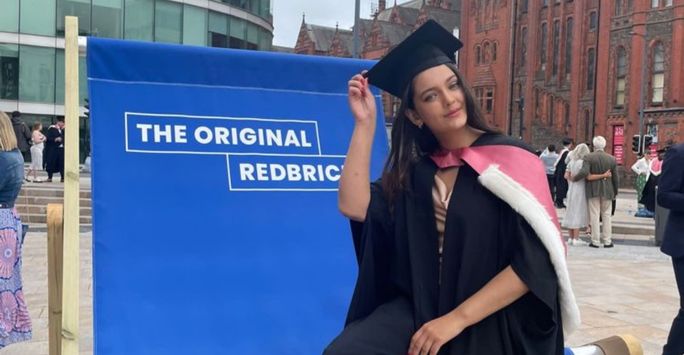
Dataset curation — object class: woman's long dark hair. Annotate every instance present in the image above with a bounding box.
[381,63,499,204]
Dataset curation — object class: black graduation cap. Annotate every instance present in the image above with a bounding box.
[366,19,463,98]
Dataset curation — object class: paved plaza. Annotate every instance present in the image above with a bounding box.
[0,191,678,355]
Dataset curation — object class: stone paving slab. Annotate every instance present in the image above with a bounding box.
[1,232,677,355]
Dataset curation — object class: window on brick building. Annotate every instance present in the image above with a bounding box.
[540,23,548,69]
[484,41,490,63]
[485,88,494,113]
[476,45,482,65]
[565,18,573,77]
[552,20,560,77]
[542,0,548,7]
[584,110,592,141]
[651,0,659,8]
[521,0,528,13]
[589,11,597,31]
[587,48,595,90]
[535,89,541,119]
[652,42,665,104]
[615,0,623,15]
[615,47,626,107]
[476,88,484,108]
[564,103,570,128]
[665,0,672,6]
[520,27,528,68]
[549,97,555,125]
[492,42,497,61]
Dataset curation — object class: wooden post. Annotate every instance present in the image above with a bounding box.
[62,15,80,355]
[47,204,64,355]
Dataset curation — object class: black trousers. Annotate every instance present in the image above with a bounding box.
[663,257,684,355]
[547,174,556,201]
[555,175,568,204]
[324,297,414,355]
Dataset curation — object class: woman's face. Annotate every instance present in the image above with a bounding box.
[409,64,467,136]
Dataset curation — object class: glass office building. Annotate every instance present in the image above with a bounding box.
[0,0,273,161]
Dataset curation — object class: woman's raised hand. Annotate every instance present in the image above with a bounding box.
[348,72,376,125]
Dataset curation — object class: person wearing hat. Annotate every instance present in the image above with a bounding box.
[329,20,578,355]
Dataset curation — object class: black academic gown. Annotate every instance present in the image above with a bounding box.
[44,126,64,174]
[336,136,564,355]
[555,150,570,203]
[640,173,659,212]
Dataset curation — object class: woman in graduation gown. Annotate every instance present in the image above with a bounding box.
[325,20,580,355]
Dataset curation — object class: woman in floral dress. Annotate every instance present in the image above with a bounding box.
[0,112,32,347]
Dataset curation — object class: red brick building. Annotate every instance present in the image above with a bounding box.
[294,0,460,122]
[460,0,684,173]
[294,0,684,176]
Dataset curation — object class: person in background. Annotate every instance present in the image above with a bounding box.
[540,144,559,201]
[0,111,33,347]
[631,153,652,217]
[573,136,619,248]
[640,147,665,214]
[44,118,65,183]
[25,123,46,183]
[554,138,573,208]
[658,142,684,355]
[9,111,31,165]
[562,144,590,246]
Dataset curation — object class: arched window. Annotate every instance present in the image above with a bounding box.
[564,102,570,128]
[540,23,548,69]
[483,41,491,64]
[552,20,560,76]
[615,47,627,107]
[476,45,482,65]
[651,42,665,104]
[586,48,596,90]
[492,42,497,61]
[565,18,573,76]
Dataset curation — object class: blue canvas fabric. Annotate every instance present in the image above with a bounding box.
[87,38,387,354]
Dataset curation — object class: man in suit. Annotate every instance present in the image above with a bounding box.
[658,142,684,355]
[554,138,573,208]
[573,136,619,248]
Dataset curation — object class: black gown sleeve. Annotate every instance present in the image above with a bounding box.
[345,181,395,325]
[509,213,561,336]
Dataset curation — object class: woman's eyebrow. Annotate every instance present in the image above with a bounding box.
[418,75,458,97]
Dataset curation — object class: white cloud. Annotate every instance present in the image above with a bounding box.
[272,0,372,47]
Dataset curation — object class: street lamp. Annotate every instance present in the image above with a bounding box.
[629,29,648,154]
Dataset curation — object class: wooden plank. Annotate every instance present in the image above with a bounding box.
[47,204,64,355]
[61,15,80,355]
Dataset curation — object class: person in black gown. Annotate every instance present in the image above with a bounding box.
[326,20,579,355]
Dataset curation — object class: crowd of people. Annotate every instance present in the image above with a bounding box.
[8,111,65,183]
